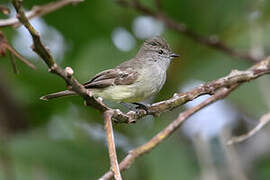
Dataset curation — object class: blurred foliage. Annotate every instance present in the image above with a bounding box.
[1,0,270,179]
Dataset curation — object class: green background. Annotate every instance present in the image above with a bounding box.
[1,0,270,179]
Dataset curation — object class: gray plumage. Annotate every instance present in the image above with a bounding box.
[40,36,179,102]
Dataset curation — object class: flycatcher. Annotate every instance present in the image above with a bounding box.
[40,36,179,104]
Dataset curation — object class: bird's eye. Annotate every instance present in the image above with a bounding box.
[150,42,157,46]
[158,50,164,54]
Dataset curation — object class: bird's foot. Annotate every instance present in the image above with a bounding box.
[120,102,150,113]
[133,102,150,113]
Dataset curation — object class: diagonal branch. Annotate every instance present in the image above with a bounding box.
[11,0,109,112]
[117,0,259,62]
[129,57,270,122]
[99,86,237,180]
[227,112,270,145]
[104,110,122,180]
[10,0,139,124]
[0,0,83,28]
[100,56,270,178]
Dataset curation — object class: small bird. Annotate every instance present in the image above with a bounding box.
[40,36,179,108]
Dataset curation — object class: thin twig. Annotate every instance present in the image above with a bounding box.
[6,45,36,70]
[227,112,270,145]
[104,110,122,180]
[8,51,18,74]
[0,30,36,70]
[117,0,259,62]
[0,0,83,28]
[99,86,237,180]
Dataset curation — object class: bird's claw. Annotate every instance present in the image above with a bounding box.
[133,103,150,113]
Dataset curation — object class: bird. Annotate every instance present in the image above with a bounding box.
[40,36,179,109]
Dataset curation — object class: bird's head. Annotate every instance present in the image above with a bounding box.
[137,36,179,61]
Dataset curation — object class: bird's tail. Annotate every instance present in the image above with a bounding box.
[40,90,76,101]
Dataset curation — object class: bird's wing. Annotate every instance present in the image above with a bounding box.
[83,68,138,89]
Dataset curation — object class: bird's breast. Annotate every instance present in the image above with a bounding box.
[134,64,167,99]
[91,64,167,103]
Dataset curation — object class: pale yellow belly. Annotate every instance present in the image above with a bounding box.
[91,81,162,103]
[91,68,166,103]
[91,85,144,103]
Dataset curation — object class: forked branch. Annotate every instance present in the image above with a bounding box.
[99,86,237,180]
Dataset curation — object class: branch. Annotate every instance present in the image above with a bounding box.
[11,0,270,125]
[104,110,122,180]
[11,0,109,111]
[0,0,83,28]
[11,1,270,179]
[11,0,270,126]
[100,55,270,178]
[0,30,36,70]
[99,86,237,180]
[117,0,259,62]
[227,112,270,145]
[128,56,270,122]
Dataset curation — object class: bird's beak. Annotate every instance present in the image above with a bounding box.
[170,53,180,58]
